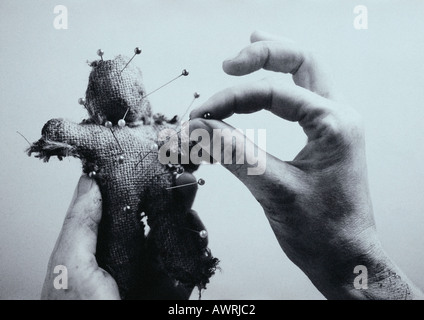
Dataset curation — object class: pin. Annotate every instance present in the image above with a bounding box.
[121,106,131,122]
[156,126,185,149]
[78,98,86,105]
[88,171,96,178]
[104,121,113,128]
[135,150,154,168]
[184,227,208,239]
[143,69,190,99]
[180,92,200,121]
[135,144,158,168]
[120,47,142,73]
[203,112,211,119]
[118,155,125,164]
[109,128,124,154]
[165,178,205,190]
[118,119,126,128]
[97,49,104,61]
[16,131,31,146]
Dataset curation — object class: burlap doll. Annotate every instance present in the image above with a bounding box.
[27,50,218,299]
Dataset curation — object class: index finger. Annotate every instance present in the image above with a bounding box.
[223,31,336,99]
[190,78,330,128]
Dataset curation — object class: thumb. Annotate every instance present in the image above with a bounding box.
[58,175,103,255]
[188,118,300,207]
[173,172,198,210]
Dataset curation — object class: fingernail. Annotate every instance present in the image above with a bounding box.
[223,51,240,64]
[77,175,94,197]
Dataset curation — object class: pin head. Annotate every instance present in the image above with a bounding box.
[97,49,104,57]
[194,92,200,99]
[104,121,113,128]
[199,230,208,239]
[134,47,142,55]
[198,178,205,186]
[203,112,211,119]
[78,98,86,105]
[118,119,126,127]
[182,69,189,76]
[88,171,96,178]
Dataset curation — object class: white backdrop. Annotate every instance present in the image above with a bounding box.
[1,0,423,299]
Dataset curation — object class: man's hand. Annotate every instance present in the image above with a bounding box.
[41,175,120,299]
[189,31,423,299]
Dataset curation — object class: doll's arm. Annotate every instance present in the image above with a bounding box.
[27,118,90,161]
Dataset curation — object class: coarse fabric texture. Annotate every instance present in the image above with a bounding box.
[86,55,152,125]
[27,55,218,299]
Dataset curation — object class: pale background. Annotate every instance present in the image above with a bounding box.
[1,0,423,299]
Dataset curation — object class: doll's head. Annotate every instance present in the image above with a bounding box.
[85,54,152,125]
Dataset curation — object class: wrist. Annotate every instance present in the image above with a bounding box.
[303,232,422,300]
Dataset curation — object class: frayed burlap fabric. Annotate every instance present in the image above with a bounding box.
[27,55,218,299]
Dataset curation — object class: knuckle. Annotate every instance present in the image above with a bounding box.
[340,108,364,137]
[302,47,316,64]
[300,44,319,64]
[259,77,277,110]
[293,46,314,74]
[320,105,364,142]
[256,41,271,63]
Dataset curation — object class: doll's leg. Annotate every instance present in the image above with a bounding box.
[142,172,219,297]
